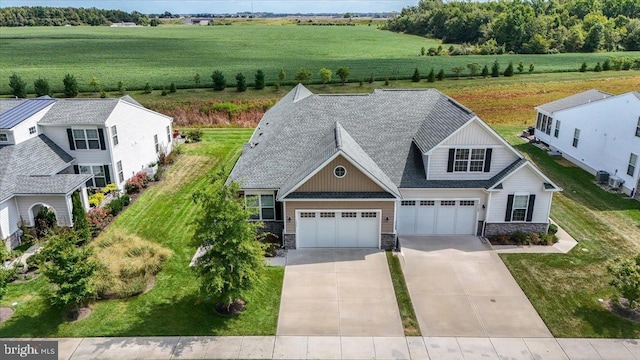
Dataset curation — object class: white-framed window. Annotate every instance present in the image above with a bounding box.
[554,120,561,138]
[117,160,124,183]
[536,113,542,130]
[154,134,159,153]
[166,125,172,143]
[28,126,36,135]
[636,117,640,137]
[572,128,580,148]
[73,128,100,150]
[79,165,107,188]
[334,165,346,178]
[111,125,119,146]
[545,117,552,135]
[628,153,638,177]
[245,193,275,220]
[0,133,7,142]
[511,194,530,222]
[540,115,548,133]
[454,148,485,172]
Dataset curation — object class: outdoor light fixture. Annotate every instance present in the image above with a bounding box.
[385,216,390,222]
[287,216,292,221]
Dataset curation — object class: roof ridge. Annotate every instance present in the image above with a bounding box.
[335,122,343,149]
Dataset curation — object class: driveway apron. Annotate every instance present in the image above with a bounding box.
[400,236,552,338]
[277,248,404,336]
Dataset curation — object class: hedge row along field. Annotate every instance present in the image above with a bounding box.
[1,25,638,94]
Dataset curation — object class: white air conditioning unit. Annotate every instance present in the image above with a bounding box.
[608,176,624,190]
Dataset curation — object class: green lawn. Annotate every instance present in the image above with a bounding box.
[0,128,286,337]
[386,251,420,336]
[495,125,640,338]
[1,24,638,94]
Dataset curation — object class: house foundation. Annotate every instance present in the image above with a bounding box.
[484,223,549,236]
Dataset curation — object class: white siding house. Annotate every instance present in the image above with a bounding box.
[535,90,640,197]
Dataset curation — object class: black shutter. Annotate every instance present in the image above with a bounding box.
[66,128,75,150]
[98,128,106,150]
[526,195,536,222]
[505,194,514,222]
[73,165,79,174]
[275,201,283,221]
[447,148,455,172]
[484,148,492,172]
[104,165,111,184]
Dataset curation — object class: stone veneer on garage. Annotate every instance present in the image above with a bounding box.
[281,233,397,250]
[484,223,549,236]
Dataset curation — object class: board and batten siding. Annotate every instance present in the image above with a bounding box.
[295,155,384,193]
[0,199,20,239]
[486,166,552,223]
[15,195,72,227]
[429,120,519,180]
[285,201,395,234]
[107,101,173,189]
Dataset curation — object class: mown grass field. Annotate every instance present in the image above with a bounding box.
[0,128,286,337]
[1,24,638,94]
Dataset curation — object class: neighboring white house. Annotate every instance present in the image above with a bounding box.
[228,85,562,249]
[0,96,173,249]
[534,90,640,198]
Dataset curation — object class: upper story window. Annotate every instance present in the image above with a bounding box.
[111,125,119,146]
[166,125,172,143]
[73,128,100,150]
[554,120,561,138]
[0,133,7,142]
[28,126,36,135]
[636,117,640,137]
[245,193,275,220]
[628,153,638,177]
[334,165,347,178]
[454,148,485,172]
[572,128,580,147]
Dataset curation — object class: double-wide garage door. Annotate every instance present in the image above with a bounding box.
[297,210,380,248]
[398,200,477,235]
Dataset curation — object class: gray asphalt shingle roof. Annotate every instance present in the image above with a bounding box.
[0,135,76,201]
[13,174,92,195]
[229,85,477,191]
[38,98,120,125]
[0,97,56,129]
[536,89,611,114]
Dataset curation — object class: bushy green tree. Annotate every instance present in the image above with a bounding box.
[89,77,100,92]
[235,72,247,92]
[466,63,481,77]
[191,174,265,310]
[194,73,201,88]
[491,60,500,77]
[72,192,91,243]
[594,62,602,72]
[318,68,332,87]
[278,68,286,83]
[211,70,226,91]
[529,63,535,73]
[254,69,265,90]
[583,22,605,52]
[481,65,489,78]
[336,66,350,85]
[34,77,51,97]
[517,61,524,73]
[503,62,514,77]
[117,81,126,95]
[41,233,98,315]
[9,73,27,98]
[143,81,152,94]
[579,62,588,72]
[426,68,436,82]
[608,255,640,308]
[603,58,611,71]
[436,69,445,81]
[411,67,421,82]
[451,66,464,79]
[169,82,177,93]
[294,67,312,83]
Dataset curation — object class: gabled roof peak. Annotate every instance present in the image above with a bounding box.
[292,83,313,103]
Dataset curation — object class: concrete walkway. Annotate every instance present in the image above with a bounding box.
[15,336,640,359]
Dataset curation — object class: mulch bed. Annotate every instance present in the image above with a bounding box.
[0,307,14,323]
[65,307,92,322]
[215,299,246,315]
[604,299,640,323]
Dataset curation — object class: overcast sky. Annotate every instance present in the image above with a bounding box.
[0,1,418,14]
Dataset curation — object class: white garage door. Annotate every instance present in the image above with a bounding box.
[397,200,477,235]
[297,210,380,248]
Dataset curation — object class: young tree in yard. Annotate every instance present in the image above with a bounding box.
[235,72,247,92]
[336,66,350,85]
[72,192,91,243]
[254,70,265,90]
[451,66,464,79]
[88,77,100,92]
[143,81,153,94]
[491,60,500,77]
[34,78,51,97]
[318,68,332,88]
[41,233,98,317]
[411,67,421,82]
[481,65,489,78]
[436,69,445,81]
[191,175,265,312]
[169,82,177,93]
[503,62,514,77]
[9,73,27,98]
[294,67,312,84]
[63,74,78,97]
[426,68,435,83]
[608,255,640,308]
[194,73,201,88]
[466,63,480,78]
[517,61,524,73]
[579,62,588,72]
[278,68,286,83]
[211,70,226,91]
[594,62,602,72]
[529,63,535,73]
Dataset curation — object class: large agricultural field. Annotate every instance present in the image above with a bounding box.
[1,23,639,94]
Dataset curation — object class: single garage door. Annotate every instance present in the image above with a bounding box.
[297,210,380,248]
[397,200,477,235]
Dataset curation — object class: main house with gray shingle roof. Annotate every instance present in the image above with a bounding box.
[0,96,173,249]
[534,90,640,199]
[229,85,561,249]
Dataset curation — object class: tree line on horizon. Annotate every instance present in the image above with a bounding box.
[0,6,156,26]
[385,0,640,53]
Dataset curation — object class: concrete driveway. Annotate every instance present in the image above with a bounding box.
[277,248,404,336]
[400,235,552,338]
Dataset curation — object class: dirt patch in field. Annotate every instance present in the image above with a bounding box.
[555,159,576,167]
[156,155,217,194]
